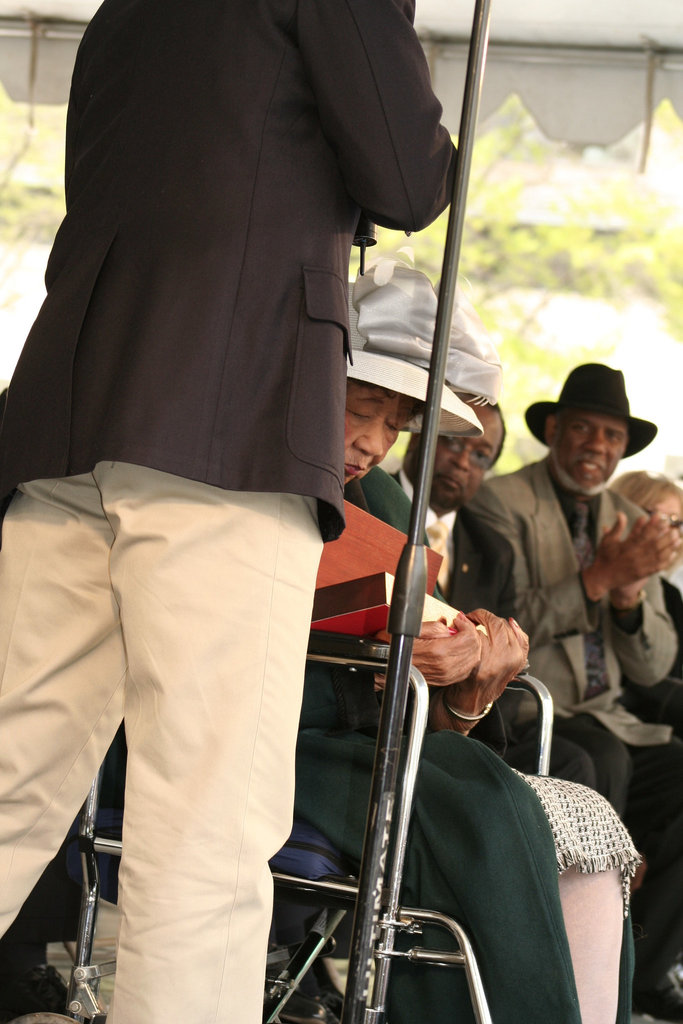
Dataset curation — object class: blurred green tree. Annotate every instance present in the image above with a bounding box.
[351,96,683,470]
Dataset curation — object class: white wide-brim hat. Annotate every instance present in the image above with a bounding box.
[347,303,481,436]
[347,259,502,436]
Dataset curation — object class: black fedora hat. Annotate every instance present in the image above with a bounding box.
[525,363,657,458]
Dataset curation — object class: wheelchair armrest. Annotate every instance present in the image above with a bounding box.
[506,671,553,776]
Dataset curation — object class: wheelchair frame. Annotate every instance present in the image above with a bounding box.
[33,632,551,1024]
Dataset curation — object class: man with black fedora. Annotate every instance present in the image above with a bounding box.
[471,362,683,1020]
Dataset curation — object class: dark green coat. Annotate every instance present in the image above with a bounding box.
[295,467,633,1023]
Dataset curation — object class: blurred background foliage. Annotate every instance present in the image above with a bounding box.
[2,84,682,474]
[350,96,683,472]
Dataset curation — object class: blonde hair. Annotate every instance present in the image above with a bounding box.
[610,470,683,517]
[611,471,683,572]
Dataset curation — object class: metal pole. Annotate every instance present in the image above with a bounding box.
[340,1,492,1020]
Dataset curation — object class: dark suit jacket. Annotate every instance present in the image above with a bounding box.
[389,471,516,617]
[0,0,454,540]
[446,507,516,619]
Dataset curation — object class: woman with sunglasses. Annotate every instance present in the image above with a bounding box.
[611,470,683,738]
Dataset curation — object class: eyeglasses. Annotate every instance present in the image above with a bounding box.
[645,509,683,530]
[439,436,494,472]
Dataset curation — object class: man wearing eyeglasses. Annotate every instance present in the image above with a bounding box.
[397,401,514,614]
[397,399,601,786]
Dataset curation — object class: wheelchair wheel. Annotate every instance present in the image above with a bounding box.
[5,1016,75,1023]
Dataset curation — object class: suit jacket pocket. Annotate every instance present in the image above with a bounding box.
[286,266,348,476]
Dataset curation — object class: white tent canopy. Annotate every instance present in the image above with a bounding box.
[1,0,682,144]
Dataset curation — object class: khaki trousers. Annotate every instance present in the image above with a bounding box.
[0,463,322,1022]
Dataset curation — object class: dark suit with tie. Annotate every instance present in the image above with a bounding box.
[444,506,516,618]
[390,468,598,783]
[389,471,515,616]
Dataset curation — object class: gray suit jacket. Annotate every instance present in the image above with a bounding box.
[471,458,676,745]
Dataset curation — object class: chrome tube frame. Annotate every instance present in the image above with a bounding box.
[64,633,496,1024]
[507,672,554,776]
[66,768,115,1023]
[279,646,493,1024]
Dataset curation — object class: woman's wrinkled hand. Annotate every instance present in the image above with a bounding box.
[428,610,529,734]
[373,614,483,691]
[464,609,529,702]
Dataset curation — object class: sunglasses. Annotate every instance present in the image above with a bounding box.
[645,509,683,531]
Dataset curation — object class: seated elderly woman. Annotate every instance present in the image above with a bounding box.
[294,260,639,1024]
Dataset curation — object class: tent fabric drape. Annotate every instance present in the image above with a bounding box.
[1,0,683,145]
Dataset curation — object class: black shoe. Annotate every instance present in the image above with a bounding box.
[278,989,340,1024]
[635,982,683,1022]
[0,963,68,1016]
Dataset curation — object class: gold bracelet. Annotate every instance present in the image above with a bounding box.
[445,699,494,722]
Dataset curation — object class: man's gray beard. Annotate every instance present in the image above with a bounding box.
[549,449,608,498]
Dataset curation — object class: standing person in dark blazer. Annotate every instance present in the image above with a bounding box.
[0,2,467,1021]
[398,402,513,615]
